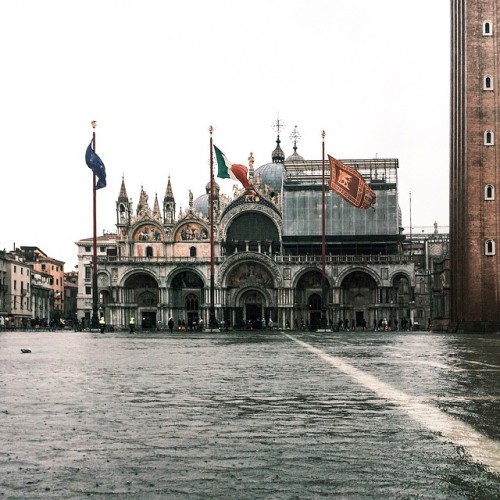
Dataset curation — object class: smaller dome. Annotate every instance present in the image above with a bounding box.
[286,150,304,162]
[205,181,220,194]
[193,194,209,217]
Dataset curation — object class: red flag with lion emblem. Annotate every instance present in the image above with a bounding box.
[328,156,376,209]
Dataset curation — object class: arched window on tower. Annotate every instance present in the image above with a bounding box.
[484,130,495,145]
[485,239,495,256]
[485,184,495,200]
[484,75,494,90]
[483,21,493,36]
[119,203,128,223]
[190,246,196,257]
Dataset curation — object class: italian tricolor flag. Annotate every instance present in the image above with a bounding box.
[214,145,251,190]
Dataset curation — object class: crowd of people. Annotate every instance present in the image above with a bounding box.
[0,314,422,333]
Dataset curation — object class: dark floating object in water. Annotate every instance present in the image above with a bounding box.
[21,348,32,354]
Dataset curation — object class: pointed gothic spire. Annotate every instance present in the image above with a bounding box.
[118,175,128,201]
[116,175,131,226]
[153,193,161,216]
[165,176,174,200]
[163,176,176,225]
[137,185,149,215]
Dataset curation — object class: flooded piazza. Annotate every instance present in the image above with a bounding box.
[1,329,500,499]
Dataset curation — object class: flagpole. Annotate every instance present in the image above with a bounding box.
[91,120,99,330]
[321,130,328,329]
[209,125,217,330]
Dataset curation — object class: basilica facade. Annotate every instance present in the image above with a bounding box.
[76,136,422,331]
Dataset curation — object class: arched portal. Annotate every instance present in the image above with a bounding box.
[340,271,378,330]
[392,274,414,329]
[170,270,204,328]
[237,289,266,329]
[296,270,328,329]
[123,272,159,329]
[224,260,275,329]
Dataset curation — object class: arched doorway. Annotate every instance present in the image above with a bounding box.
[224,261,275,329]
[308,293,322,330]
[123,272,159,329]
[296,270,327,329]
[392,274,413,329]
[170,270,204,327]
[185,293,200,329]
[340,271,378,330]
[238,289,266,329]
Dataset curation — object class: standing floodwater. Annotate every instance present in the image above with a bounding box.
[1,330,500,498]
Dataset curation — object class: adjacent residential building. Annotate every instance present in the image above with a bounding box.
[20,246,65,318]
[5,251,32,328]
[0,247,66,328]
[0,251,8,318]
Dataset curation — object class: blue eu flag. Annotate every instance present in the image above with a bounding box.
[85,141,107,190]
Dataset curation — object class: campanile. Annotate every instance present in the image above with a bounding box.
[450,0,500,331]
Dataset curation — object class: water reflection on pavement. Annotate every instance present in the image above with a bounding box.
[1,329,499,499]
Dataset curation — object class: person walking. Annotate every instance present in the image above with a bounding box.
[129,316,135,334]
[99,316,106,334]
[168,317,174,334]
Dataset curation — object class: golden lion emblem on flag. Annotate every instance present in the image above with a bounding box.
[328,156,376,209]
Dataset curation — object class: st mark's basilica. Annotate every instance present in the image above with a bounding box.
[76,132,427,331]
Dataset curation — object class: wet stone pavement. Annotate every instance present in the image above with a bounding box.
[1,329,500,499]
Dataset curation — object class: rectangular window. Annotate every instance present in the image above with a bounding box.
[85,246,91,252]
[85,286,92,295]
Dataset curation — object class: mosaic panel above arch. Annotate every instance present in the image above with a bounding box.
[132,224,163,242]
[217,252,282,288]
[340,270,378,288]
[296,269,323,289]
[174,222,209,242]
[226,262,274,288]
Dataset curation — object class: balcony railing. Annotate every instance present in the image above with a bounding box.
[97,253,411,266]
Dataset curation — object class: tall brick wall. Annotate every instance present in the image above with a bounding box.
[450,0,500,331]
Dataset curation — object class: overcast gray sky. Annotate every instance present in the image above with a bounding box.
[0,0,450,268]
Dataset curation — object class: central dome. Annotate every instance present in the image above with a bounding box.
[254,162,284,195]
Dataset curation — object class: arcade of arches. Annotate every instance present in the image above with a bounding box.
[100,265,414,331]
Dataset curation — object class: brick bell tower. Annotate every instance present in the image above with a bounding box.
[450,0,500,332]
